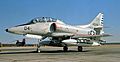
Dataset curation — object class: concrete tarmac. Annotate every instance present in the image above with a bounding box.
[0,45,120,62]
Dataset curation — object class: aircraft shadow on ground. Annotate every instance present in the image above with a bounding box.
[0,50,91,54]
[41,50,91,53]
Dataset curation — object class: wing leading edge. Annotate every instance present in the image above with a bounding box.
[51,32,111,38]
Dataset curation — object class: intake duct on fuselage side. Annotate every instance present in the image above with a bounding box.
[49,23,56,32]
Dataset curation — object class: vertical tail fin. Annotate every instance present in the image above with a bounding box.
[89,13,104,28]
[88,13,104,41]
[89,13,104,35]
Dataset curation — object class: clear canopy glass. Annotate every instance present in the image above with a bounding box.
[15,17,62,26]
[29,17,58,24]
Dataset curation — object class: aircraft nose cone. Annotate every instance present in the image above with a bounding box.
[5,29,8,32]
[5,26,25,35]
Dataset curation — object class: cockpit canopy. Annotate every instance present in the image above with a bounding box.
[29,17,58,24]
[15,17,63,27]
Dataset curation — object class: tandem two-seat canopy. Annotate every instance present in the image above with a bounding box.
[16,17,62,26]
[29,17,59,24]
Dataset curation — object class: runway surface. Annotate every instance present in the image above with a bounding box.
[0,45,120,62]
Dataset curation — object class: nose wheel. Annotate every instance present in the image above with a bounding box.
[36,47,41,53]
[36,39,42,53]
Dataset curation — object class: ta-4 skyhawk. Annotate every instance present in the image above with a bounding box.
[6,13,111,52]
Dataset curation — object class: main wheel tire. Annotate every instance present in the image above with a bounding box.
[78,46,83,52]
[63,46,68,52]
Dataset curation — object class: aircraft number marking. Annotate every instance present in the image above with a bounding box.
[24,26,31,30]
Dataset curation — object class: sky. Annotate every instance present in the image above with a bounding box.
[0,0,120,43]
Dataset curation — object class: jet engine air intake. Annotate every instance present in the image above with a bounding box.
[49,23,56,32]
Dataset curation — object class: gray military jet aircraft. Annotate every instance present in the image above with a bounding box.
[6,13,111,52]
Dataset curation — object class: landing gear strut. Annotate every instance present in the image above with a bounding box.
[78,46,83,52]
[36,39,42,53]
[63,46,68,52]
[36,45,41,53]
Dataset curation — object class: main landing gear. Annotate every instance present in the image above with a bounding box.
[63,46,83,52]
[78,46,83,52]
[63,46,68,52]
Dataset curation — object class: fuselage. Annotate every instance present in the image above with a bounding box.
[5,13,109,52]
[6,17,96,37]
[6,16,106,47]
